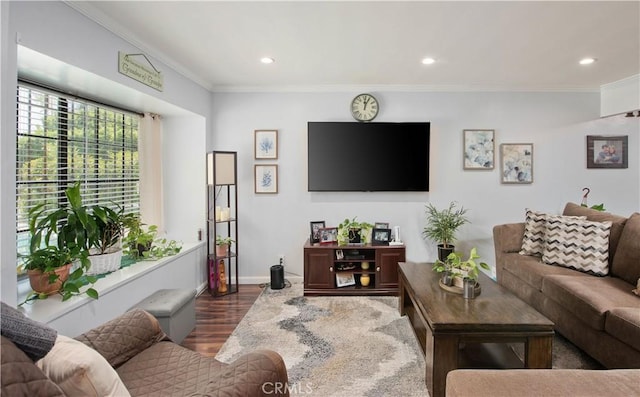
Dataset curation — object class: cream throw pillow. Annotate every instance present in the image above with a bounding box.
[36,335,131,397]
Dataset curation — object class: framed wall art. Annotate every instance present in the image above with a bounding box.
[463,129,495,170]
[310,221,326,243]
[254,129,278,159]
[587,135,628,169]
[254,164,278,194]
[500,143,533,184]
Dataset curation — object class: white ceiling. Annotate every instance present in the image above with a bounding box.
[68,1,639,92]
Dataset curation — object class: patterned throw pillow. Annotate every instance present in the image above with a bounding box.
[542,215,612,276]
[519,209,549,256]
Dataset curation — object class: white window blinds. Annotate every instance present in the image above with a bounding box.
[16,83,141,261]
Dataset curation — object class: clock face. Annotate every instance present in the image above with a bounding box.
[351,94,379,122]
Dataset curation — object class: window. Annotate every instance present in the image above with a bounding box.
[16,83,140,269]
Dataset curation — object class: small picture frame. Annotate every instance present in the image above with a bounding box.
[374,222,389,229]
[336,272,356,288]
[587,135,628,169]
[500,143,533,184]
[255,129,278,159]
[319,227,338,245]
[310,221,326,243]
[255,164,278,194]
[464,129,495,170]
[372,228,392,246]
[335,249,344,260]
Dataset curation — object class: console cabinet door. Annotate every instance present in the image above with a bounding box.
[376,248,405,289]
[304,249,334,289]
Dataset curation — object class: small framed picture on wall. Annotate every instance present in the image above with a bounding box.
[586,135,628,169]
[463,129,495,170]
[500,143,533,184]
[255,164,278,194]
[254,130,278,159]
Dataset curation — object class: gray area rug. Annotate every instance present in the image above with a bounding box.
[216,283,601,396]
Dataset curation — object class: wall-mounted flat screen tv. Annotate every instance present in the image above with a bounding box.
[307,122,430,192]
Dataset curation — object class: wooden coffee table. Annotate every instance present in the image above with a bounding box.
[398,261,554,397]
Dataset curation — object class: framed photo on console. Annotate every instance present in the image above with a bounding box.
[336,272,356,288]
[374,222,389,229]
[319,227,338,245]
[310,221,326,243]
[372,228,392,246]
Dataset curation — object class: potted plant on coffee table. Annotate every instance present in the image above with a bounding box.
[422,201,469,261]
[433,247,490,290]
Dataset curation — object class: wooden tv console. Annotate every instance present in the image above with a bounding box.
[303,240,406,296]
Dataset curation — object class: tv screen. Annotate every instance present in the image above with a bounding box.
[308,122,430,192]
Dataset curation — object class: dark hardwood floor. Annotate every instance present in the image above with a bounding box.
[181,284,264,357]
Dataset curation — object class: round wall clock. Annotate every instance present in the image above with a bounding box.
[350,93,379,122]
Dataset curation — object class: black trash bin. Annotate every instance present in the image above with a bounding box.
[270,264,285,289]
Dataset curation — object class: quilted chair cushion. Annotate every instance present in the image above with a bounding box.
[1,336,64,397]
[75,309,169,368]
[116,342,288,397]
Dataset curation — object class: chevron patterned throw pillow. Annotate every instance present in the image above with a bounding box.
[519,209,586,256]
[542,215,612,276]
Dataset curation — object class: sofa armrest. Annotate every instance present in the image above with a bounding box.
[75,309,168,368]
[493,222,525,280]
[202,350,290,396]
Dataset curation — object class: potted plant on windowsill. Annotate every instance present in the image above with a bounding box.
[337,217,374,246]
[122,214,183,260]
[215,235,234,257]
[422,201,469,261]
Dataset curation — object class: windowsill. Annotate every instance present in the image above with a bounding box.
[19,241,204,324]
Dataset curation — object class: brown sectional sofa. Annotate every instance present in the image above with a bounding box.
[2,308,289,396]
[493,202,640,369]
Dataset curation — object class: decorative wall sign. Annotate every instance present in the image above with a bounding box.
[254,164,278,194]
[255,130,278,159]
[587,135,628,169]
[500,143,533,184]
[463,129,495,170]
[118,52,163,91]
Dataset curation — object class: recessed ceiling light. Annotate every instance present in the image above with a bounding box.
[260,57,275,64]
[421,57,436,65]
[579,58,596,65]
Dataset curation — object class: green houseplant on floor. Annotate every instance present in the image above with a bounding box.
[423,201,469,261]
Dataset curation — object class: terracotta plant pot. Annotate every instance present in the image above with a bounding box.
[28,263,72,295]
[216,244,229,257]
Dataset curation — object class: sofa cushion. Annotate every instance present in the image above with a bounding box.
[502,253,589,291]
[542,215,611,276]
[610,212,640,285]
[606,308,640,352]
[542,275,639,330]
[519,210,585,256]
[1,336,65,397]
[563,202,628,264]
[37,335,131,397]
[1,302,57,361]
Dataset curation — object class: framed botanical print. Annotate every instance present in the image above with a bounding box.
[500,143,533,184]
[587,135,628,169]
[254,164,278,193]
[463,129,495,170]
[254,130,278,159]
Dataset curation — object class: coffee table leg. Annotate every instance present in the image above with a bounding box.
[432,334,458,397]
[525,335,553,368]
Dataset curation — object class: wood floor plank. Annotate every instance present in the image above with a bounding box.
[181,284,263,356]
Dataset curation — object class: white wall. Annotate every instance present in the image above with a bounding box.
[1,1,211,309]
[212,91,639,280]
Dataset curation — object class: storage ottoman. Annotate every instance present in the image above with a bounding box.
[130,288,196,343]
